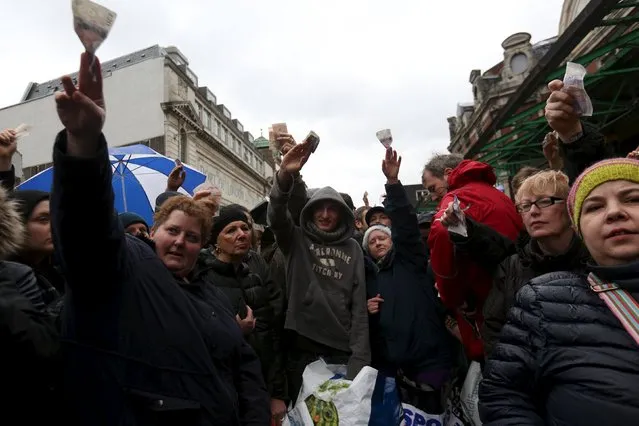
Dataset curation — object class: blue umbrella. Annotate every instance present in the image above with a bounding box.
[17,144,207,226]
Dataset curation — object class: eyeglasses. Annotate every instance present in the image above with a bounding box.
[516,196,565,213]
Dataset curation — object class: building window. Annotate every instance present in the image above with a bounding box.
[205,111,211,130]
[212,119,218,135]
[196,102,203,121]
[215,120,221,136]
[243,146,249,162]
[179,129,188,162]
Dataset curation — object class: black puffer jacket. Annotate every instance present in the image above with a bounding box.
[482,236,590,358]
[0,261,62,423]
[479,263,639,425]
[198,250,282,397]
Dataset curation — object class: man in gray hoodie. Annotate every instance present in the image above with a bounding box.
[267,140,370,403]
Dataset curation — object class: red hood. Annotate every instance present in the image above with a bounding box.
[448,160,496,191]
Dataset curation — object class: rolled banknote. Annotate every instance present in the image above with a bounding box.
[72,0,117,54]
[13,124,31,141]
[268,123,288,155]
[376,129,393,149]
[562,62,593,117]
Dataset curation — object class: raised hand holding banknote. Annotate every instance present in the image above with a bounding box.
[0,129,17,170]
[545,80,583,144]
[55,53,105,156]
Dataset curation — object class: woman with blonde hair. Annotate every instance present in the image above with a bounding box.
[482,169,590,358]
[480,158,639,425]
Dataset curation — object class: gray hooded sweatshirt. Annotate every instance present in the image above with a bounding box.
[267,178,370,378]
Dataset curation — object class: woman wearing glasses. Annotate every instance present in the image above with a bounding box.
[480,158,639,425]
[481,170,590,358]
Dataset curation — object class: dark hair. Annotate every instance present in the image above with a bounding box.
[340,193,355,211]
[512,166,541,195]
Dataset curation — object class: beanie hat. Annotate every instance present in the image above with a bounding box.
[567,157,639,233]
[118,212,149,231]
[365,206,387,226]
[155,191,183,212]
[9,190,50,222]
[362,225,392,253]
[210,206,249,245]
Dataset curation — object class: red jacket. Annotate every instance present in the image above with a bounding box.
[428,160,522,360]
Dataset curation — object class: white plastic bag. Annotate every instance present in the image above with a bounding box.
[401,403,465,426]
[284,360,377,425]
[460,361,482,426]
[284,360,468,425]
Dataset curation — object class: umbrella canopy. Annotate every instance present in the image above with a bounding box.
[17,144,207,226]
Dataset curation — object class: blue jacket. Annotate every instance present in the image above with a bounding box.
[365,182,452,376]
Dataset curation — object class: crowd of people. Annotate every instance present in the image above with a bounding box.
[0,52,638,426]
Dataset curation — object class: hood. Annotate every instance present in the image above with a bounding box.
[300,186,355,244]
[448,160,496,191]
[0,186,25,260]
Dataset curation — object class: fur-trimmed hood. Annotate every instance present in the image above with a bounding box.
[0,186,24,260]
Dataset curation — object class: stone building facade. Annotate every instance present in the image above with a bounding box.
[447,32,557,157]
[0,45,269,208]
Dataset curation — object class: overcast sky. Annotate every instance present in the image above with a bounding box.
[0,0,564,206]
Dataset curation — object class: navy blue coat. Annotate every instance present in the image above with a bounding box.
[479,265,639,425]
[365,182,452,376]
[51,132,269,426]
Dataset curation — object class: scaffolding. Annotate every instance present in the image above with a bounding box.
[467,0,639,176]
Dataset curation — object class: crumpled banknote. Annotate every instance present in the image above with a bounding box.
[376,129,393,149]
[72,0,117,79]
[562,62,593,117]
[72,0,117,54]
[447,195,468,237]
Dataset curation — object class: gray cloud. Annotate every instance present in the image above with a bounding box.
[0,0,563,206]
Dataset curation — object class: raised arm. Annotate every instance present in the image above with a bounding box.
[382,148,426,261]
[50,53,126,293]
[0,129,17,191]
[545,80,615,183]
[267,138,313,254]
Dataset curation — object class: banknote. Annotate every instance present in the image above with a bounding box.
[268,123,289,154]
[72,0,117,54]
[13,123,31,141]
[562,62,593,117]
[376,129,393,149]
[447,195,468,237]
